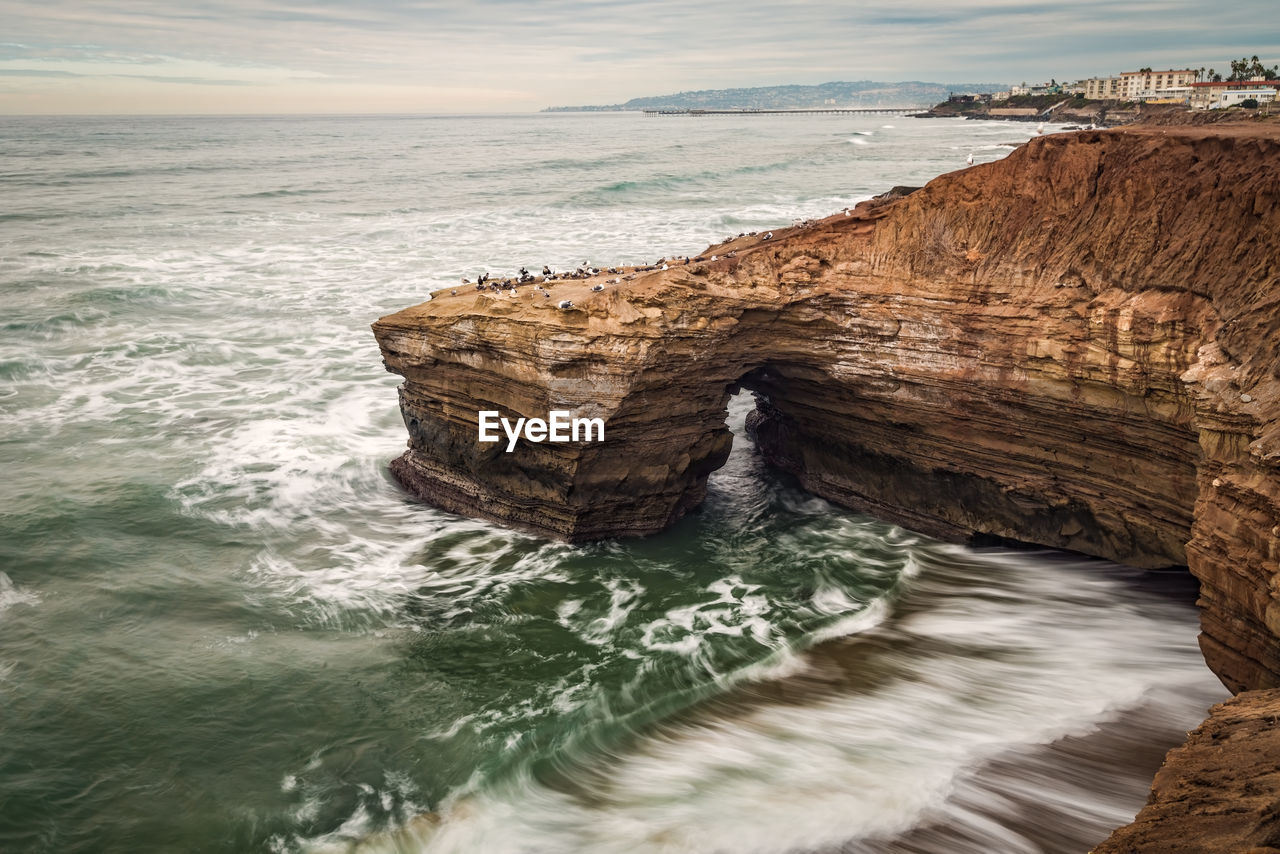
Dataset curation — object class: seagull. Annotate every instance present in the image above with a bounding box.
[966,152,974,165]
[1036,122,1045,134]
[557,300,573,309]
[590,284,604,292]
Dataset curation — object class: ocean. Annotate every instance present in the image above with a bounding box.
[0,112,1226,853]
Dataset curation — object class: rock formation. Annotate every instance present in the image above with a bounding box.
[374,121,1280,849]
[375,124,1280,700]
[1093,687,1280,853]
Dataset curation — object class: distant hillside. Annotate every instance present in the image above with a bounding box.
[544,80,1008,112]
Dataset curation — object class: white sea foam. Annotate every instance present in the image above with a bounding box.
[0,572,38,615]
[580,578,644,646]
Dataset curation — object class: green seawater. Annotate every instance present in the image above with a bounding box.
[0,113,1225,853]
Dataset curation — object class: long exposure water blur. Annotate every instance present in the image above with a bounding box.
[0,112,1225,852]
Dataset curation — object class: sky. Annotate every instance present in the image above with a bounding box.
[1,0,1278,114]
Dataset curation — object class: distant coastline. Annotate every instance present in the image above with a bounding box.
[543,79,1006,112]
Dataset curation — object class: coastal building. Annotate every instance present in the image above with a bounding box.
[1188,79,1280,109]
[1084,76,1121,100]
[1008,82,1057,96]
[1118,69,1197,101]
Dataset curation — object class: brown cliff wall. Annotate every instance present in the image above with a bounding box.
[373,125,1280,695]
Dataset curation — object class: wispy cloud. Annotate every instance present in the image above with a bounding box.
[0,68,79,77]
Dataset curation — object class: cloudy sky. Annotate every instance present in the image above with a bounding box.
[2,0,1278,114]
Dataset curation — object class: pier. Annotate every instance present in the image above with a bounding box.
[643,107,920,117]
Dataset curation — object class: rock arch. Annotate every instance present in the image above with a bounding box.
[374,125,1280,693]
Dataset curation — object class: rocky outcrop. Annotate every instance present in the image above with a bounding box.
[1093,688,1280,853]
[373,124,1280,694]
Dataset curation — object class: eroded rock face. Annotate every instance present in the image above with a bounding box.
[1093,688,1280,853]
[373,124,1280,692]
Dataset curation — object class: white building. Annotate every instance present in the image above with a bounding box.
[1118,69,1198,101]
[1188,79,1279,109]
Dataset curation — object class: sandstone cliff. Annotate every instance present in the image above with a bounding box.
[374,124,1280,701]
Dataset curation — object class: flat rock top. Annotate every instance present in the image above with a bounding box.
[1115,120,1280,140]
[378,213,874,326]
[1118,112,1280,136]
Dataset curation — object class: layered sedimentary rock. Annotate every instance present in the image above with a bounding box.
[373,124,1280,694]
[1093,688,1280,853]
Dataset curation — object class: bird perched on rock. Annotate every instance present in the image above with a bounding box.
[966,152,974,166]
[557,300,573,309]
[590,284,604,292]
